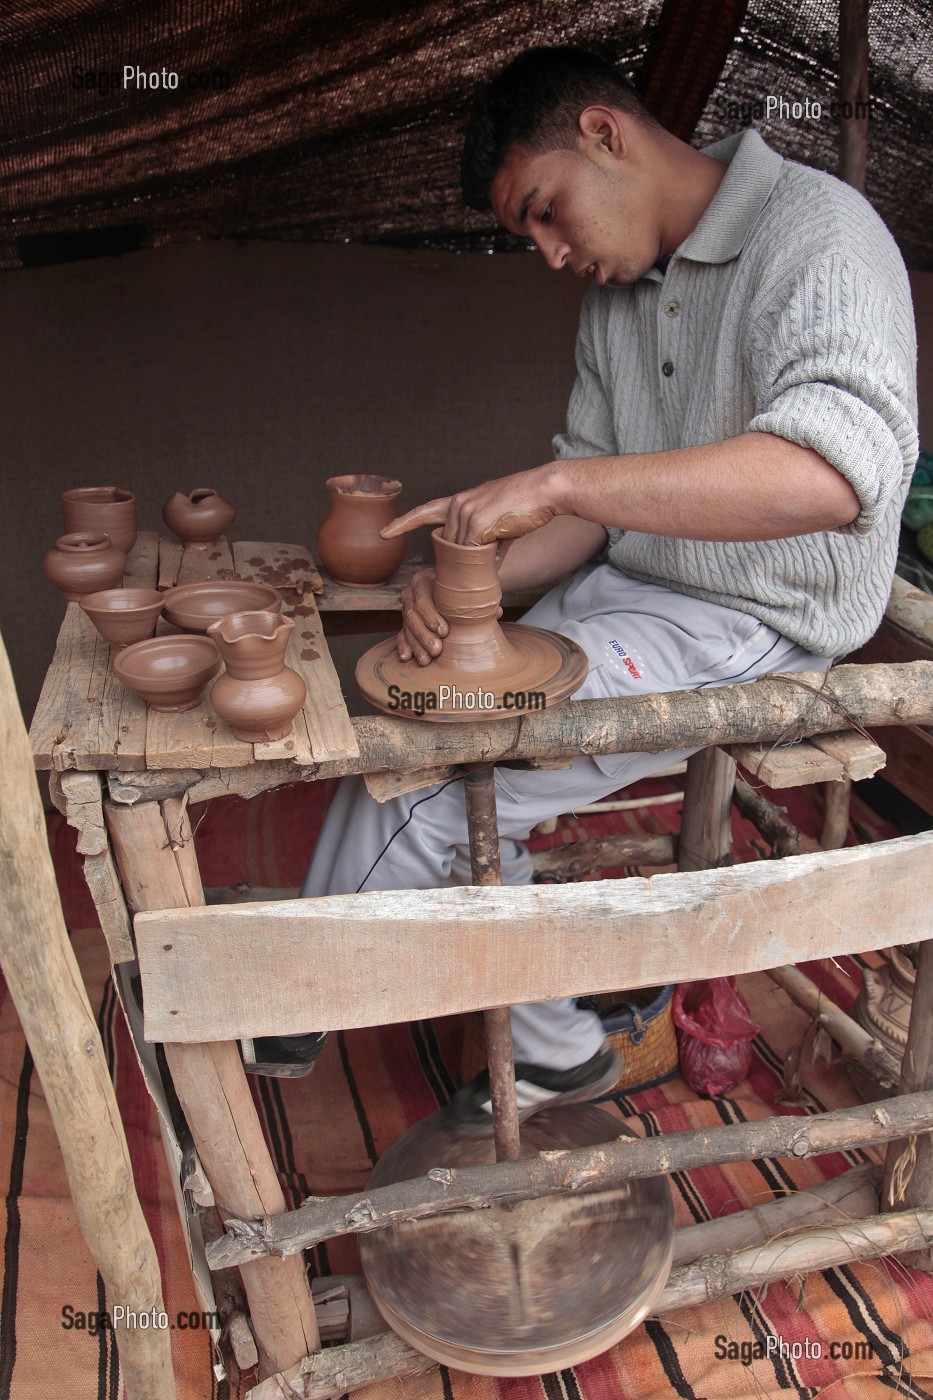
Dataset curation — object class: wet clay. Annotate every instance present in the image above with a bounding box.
[207,609,307,742]
[162,488,237,547]
[355,529,587,721]
[316,475,406,587]
[43,532,127,601]
[61,486,137,554]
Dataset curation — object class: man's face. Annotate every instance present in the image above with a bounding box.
[490,136,658,287]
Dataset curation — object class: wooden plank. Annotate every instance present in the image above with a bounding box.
[175,537,234,585]
[29,604,148,771]
[157,538,183,590]
[726,739,846,787]
[810,730,885,780]
[232,541,322,597]
[315,559,421,611]
[82,849,135,963]
[144,693,251,770]
[135,830,933,1043]
[123,530,160,589]
[286,598,359,765]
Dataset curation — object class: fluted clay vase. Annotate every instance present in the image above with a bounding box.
[207,609,307,742]
[316,474,406,587]
[62,486,137,553]
[43,532,127,601]
[162,488,237,548]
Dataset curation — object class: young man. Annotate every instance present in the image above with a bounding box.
[248,48,918,1129]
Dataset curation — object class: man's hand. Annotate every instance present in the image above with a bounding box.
[381,464,561,546]
[396,568,448,665]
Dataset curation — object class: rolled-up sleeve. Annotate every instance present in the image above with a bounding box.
[747,253,918,536]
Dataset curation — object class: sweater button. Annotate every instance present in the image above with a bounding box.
[662,360,674,377]
[664,301,680,317]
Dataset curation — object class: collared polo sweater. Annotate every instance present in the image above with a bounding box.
[553,128,919,656]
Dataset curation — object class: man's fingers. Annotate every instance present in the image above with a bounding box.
[381,498,452,538]
[411,573,448,636]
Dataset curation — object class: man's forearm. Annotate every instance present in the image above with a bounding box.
[497,515,608,592]
[549,432,861,540]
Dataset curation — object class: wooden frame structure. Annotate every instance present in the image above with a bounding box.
[18,527,933,1398]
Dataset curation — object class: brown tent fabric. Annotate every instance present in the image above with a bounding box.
[0,0,930,270]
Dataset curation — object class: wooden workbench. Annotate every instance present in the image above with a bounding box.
[26,535,933,1400]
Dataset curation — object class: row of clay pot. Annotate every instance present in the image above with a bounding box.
[112,608,306,743]
[48,477,411,599]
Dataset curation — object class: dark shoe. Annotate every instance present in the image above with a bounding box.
[445,1043,621,1134]
[240,1032,328,1078]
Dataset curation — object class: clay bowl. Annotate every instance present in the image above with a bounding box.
[162,581,282,633]
[113,635,221,711]
[80,588,165,649]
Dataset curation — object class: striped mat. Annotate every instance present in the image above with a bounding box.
[2,779,932,1399]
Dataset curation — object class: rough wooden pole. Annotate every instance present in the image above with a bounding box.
[463,765,521,1162]
[838,0,870,192]
[884,938,933,1269]
[767,963,900,1087]
[0,631,174,1400]
[208,1089,933,1267]
[105,796,320,1375]
[820,776,852,849]
[733,777,810,858]
[678,747,735,872]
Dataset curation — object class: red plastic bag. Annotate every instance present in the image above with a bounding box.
[672,977,760,1096]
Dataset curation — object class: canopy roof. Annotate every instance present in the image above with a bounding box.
[1,0,930,271]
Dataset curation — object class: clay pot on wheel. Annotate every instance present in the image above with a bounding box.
[207,609,307,742]
[43,532,127,601]
[316,475,406,587]
[62,486,137,553]
[162,488,237,547]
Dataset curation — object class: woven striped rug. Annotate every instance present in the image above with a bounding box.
[2,779,932,1399]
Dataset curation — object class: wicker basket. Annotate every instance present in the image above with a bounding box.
[459,985,679,1096]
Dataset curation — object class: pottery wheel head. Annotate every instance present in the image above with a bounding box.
[359,1104,674,1375]
[356,622,587,722]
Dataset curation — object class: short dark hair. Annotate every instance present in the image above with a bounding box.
[461,47,657,212]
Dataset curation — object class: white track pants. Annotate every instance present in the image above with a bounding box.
[302,565,832,1070]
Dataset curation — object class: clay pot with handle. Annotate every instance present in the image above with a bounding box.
[207,609,307,742]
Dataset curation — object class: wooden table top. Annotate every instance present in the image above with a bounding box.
[29,532,383,774]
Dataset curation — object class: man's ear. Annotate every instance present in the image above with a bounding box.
[578,105,628,161]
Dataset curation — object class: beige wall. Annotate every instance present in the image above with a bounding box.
[1,244,930,726]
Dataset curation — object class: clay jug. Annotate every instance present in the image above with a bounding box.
[43,532,127,601]
[162,488,237,547]
[207,610,307,742]
[62,486,137,553]
[316,475,406,587]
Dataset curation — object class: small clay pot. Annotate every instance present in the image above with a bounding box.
[114,635,221,711]
[43,532,127,601]
[207,610,307,742]
[80,588,165,649]
[316,474,406,587]
[162,489,237,547]
[62,487,137,554]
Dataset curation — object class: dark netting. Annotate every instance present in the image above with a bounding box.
[0,0,930,270]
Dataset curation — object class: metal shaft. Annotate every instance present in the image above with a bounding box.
[462,764,522,1162]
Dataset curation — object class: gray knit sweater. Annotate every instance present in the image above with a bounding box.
[553,129,919,657]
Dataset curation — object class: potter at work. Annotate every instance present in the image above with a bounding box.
[245,48,918,1132]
